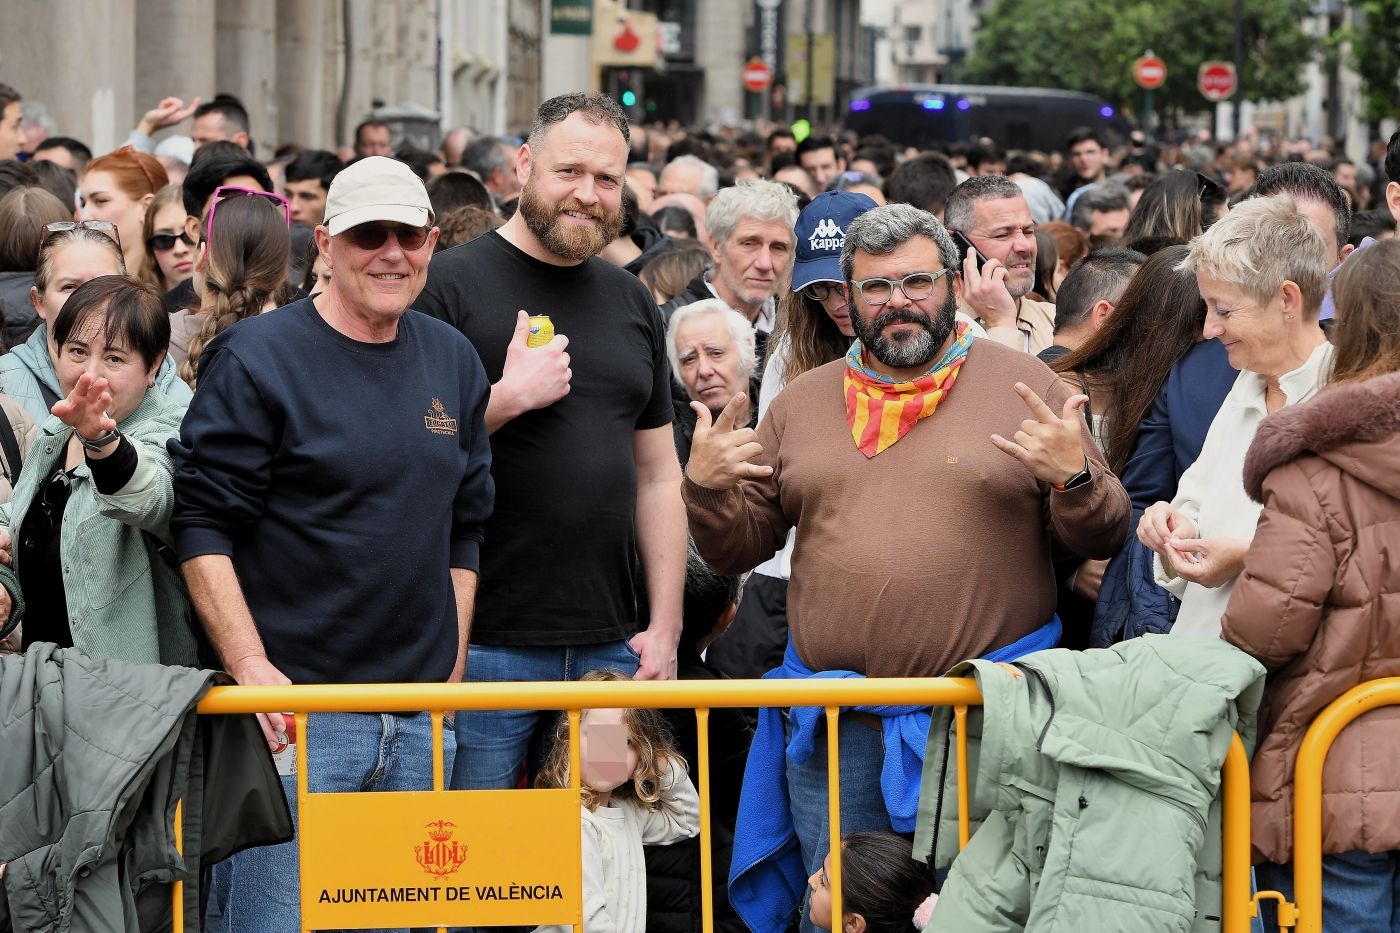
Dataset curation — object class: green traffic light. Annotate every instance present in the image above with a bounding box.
[621,90,637,106]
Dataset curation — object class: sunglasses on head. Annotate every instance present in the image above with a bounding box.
[146,231,198,252]
[205,185,291,243]
[40,220,121,249]
[343,222,431,253]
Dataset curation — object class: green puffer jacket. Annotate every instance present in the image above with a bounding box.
[0,390,196,666]
[913,635,1265,933]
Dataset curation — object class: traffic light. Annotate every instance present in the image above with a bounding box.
[614,69,641,114]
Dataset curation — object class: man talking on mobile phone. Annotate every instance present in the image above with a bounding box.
[944,175,1056,354]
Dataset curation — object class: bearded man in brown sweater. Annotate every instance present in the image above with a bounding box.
[683,203,1129,932]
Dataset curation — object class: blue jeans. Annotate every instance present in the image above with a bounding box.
[1257,851,1400,932]
[449,640,640,790]
[786,712,895,933]
[208,712,455,933]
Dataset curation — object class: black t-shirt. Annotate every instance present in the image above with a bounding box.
[416,231,674,646]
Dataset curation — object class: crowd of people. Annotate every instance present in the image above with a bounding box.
[3,74,1400,933]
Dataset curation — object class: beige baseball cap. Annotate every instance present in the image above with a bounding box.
[323,156,433,236]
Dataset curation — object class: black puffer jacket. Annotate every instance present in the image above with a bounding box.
[645,650,752,933]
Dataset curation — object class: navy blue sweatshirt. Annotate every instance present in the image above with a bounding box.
[169,299,494,684]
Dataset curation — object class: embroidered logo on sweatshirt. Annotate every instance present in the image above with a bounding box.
[424,399,458,436]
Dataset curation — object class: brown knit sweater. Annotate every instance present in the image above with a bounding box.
[684,338,1130,677]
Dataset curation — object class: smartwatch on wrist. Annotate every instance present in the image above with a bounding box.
[1052,461,1092,492]
[77,428,120,453]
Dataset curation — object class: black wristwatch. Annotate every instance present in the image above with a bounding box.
[1053,462,1092,492]
[77,428,120,453]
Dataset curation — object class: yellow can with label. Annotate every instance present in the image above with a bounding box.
[526,314,555,348]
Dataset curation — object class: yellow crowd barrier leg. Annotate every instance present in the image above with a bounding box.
[295,713,310,933]
[826,706,842,929]
[954,705,970,850]
[696,708,714,933]
[172,800,184,933]
[432,710,446,933]
[568,709,583,933]
[1222,735,1253,933]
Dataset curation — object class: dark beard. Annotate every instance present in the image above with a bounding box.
[850,288,958,370]
[518,179,623,262]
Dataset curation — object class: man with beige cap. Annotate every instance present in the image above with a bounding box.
[170,156,496,932]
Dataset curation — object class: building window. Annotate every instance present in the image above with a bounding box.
[904,24,922,41]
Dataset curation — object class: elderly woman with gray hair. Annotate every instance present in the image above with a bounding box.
[1137,195,1335,636]
[666,298,758,464]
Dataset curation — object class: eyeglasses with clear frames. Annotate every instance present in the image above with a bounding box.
[849,269,954,306]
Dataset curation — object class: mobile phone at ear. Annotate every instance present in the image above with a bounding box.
[950,231,989,271]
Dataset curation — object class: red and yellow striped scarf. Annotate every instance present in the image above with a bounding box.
[843,322,973,458]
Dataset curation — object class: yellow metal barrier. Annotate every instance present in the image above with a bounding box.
[1289,677,1400,933]
[178,678,1252,932]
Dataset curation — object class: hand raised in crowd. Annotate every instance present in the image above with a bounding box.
[990,383,1089,486]
[52,373,119,452]
[960,250,1019,330]
[684,393,771,491]
[1161,535,1251,588]
[1137,501,1199,557]
[498,309,571,416]
[227,654,295,752]
[629,626,679,681]
[137,95,201,136]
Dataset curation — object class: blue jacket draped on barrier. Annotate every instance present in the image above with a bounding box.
[728,617,1063,933]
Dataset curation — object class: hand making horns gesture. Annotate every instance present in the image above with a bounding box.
[990,382,1090,486]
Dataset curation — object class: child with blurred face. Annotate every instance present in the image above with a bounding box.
[533,669,701,933]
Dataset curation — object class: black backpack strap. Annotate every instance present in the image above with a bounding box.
[37,380,60,412]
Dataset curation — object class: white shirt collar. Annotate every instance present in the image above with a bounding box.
[704,272,775,334]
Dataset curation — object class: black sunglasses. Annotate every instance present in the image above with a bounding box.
[146,231,198,252]
[345,222,431,252]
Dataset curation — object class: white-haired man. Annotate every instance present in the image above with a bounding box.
[667,298,757,462]
[658,153,720,202]
[663,179,799,372]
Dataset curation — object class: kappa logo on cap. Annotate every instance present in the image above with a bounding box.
[809,217,845,252]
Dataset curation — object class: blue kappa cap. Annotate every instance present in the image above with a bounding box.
[791,190,879,291]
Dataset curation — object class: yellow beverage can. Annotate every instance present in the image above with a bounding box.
[526,314,555,348]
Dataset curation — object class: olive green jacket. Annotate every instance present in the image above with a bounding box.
[914,635,1265,933]
[0,391,196,666]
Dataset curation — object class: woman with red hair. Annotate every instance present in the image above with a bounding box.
[77,146,168,286]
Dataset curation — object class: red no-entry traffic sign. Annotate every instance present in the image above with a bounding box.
[743,57,773,92]
[1198,61,1238,102]
[1133,55,1167,90]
